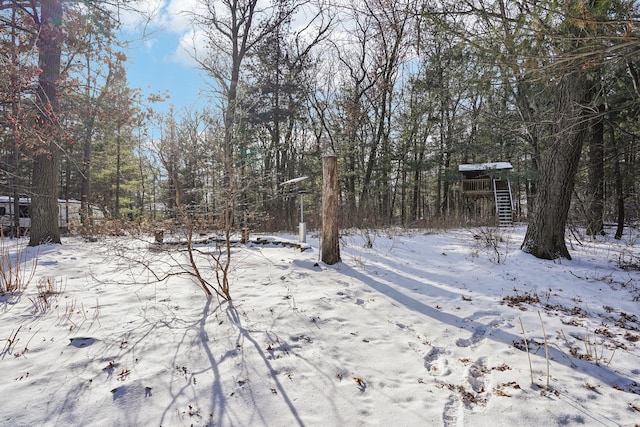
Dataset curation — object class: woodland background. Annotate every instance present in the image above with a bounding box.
[1,0,639,252]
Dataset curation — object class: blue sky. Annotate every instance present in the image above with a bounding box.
[118,0,327,116]
[119,1,209,114]
[124,34,208,114]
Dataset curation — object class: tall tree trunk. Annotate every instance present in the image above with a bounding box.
[360,110,381,214]
[80,126,92,224]
[11,138,20,236]
[586,104,605,236]
[608,120,625,240]
[10,0,21,237]
[136,131,147,223]
[411,153,419,221]
[115,124,121,218]
[521,73,591,260]
[30,0,63,246]
[80,69,94,225]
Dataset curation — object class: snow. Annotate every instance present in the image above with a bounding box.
[1,226,639,426]
[458,162,513,172]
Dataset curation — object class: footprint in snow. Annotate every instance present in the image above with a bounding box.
[408,342,451,377]
[467,357,489,395]
[455,326,486,348]
[69,337,96,348]
[442,394,464,427]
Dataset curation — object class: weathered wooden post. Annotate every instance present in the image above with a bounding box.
[154,229,164,244]
[322,154,340,264]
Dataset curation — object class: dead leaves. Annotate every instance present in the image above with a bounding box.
[335,373,367,392]
[353,376,366,392]
[117,368,130,382]
[493,382,521,397]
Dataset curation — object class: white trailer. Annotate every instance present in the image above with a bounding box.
[0,196,102,233]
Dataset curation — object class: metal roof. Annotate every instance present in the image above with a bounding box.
[458,162,513,172]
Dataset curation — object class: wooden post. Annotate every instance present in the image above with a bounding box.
[322,154,340,264]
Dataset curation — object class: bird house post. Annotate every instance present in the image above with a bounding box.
[280,176,309,243]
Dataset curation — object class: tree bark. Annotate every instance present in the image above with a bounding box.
[115,124,122,218]
[322,155,340,265]
[80,123,92,224]
[521,73,591,260]
[9,1,21,237]
[609,120,625,240]
[29,0,63,246]
[586,105,604,236]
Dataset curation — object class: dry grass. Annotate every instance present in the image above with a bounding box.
[0,238,37,297]
[29,276,63,314]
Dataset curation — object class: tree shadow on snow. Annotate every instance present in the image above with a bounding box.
[223,300,305,427]
[339,263,638,391]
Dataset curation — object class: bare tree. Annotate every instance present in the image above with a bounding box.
[326,0,415,224]
[194,0,306,161]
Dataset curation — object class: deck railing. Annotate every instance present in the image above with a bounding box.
[462,178,492,194]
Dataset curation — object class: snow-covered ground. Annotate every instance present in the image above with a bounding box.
[1,226,639,426]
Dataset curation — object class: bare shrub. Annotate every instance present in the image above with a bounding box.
[0,238,37,298]
[29,276,63,314]
[1,326,22,359]
[180,214,232,301]
[560,329,618,367]
[471,227,510,264]
[361,228,375,249]
[114,204,234,303]
[618,248,640,271]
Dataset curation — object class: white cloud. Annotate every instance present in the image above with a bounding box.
[117,0,208,69]
[117,0,205,38]
[166,29,208,68]
[143,37,157,51]
[116,0,166,32]
[146,0,209,68]
[162,0,203,34]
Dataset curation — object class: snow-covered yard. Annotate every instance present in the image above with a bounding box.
[1,226,639,426]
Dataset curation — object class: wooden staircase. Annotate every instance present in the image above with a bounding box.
[493,184,513,227]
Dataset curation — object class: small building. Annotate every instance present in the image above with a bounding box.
[459,162,514,226]
[0,196,104,234]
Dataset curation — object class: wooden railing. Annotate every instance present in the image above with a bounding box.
[462,178,492,194]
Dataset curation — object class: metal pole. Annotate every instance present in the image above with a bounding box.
[280,177,309,244]
[299,192,306,243]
